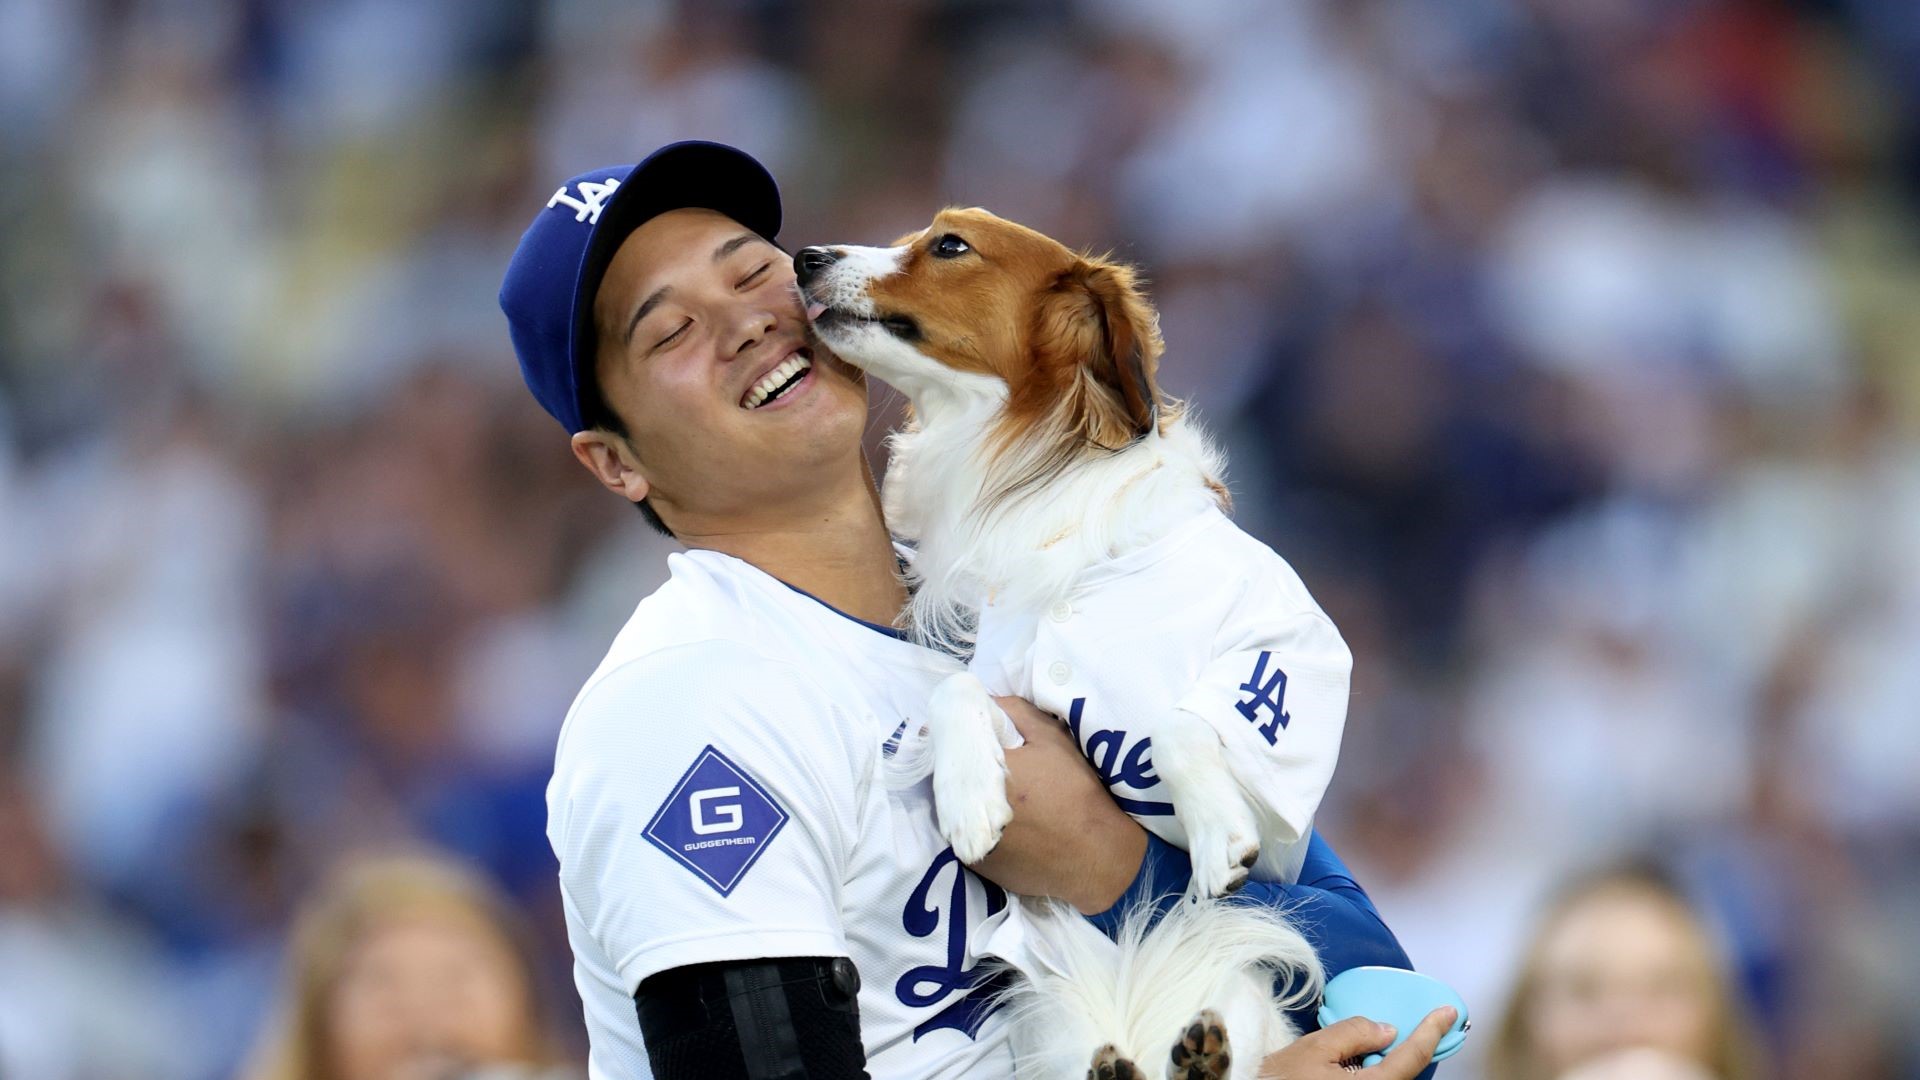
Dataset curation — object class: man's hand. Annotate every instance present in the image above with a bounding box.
[966,696,1147,914]
[1259,1009,1456,1079]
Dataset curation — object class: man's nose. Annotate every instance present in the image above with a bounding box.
[793,247,840,288]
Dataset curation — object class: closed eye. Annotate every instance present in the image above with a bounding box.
[738,262,772,288]
[653,319,691,352]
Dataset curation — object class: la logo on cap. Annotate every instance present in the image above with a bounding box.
[547,176,622,224]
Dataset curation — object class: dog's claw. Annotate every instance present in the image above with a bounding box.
[1189,828,1261,898]
[938,785,1012,864]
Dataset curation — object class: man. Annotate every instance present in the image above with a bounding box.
[500,141,1452,1079]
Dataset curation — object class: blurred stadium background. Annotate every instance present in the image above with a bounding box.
[2,0,1918,1076]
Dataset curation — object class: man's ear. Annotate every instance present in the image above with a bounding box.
[1041,258,1163,442]
[571,429,652,505]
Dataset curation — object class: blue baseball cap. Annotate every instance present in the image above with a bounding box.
[499,141,783,433]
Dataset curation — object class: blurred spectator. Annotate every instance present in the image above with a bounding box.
[243,853,568,1080]
[0,766,192,1079]
[1485,863,1762,1080]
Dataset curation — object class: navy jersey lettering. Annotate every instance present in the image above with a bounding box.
[1065,697,1174,816]
[897,848,1011,1040]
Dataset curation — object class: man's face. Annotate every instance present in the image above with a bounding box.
[586,208,868,529]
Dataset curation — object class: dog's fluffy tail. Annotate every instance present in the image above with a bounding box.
[995,896,1324,1078]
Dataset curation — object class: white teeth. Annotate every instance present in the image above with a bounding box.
[742,354,813,409]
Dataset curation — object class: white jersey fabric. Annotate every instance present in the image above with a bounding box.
[968,505,1352,883]
[547,549,1019,1080]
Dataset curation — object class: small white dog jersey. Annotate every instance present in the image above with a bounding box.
[547,550,1019,1080]
[969,505,1353,882]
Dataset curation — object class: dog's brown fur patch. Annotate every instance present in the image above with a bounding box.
[858,208,1183,510]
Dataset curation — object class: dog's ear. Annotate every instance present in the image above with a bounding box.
[1035,258,1164,445]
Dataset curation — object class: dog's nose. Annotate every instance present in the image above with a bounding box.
[794,247,840,287]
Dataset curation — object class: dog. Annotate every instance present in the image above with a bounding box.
[796,208,1354,1078]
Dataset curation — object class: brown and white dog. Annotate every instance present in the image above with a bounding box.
[796,210,1225,652]
[796,209,1347,1079]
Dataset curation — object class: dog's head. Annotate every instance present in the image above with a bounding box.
[796,208,1166,452]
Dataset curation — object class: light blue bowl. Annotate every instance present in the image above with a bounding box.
[1315,966,1470,1067]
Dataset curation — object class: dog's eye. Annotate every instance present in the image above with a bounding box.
[931,234,970,259]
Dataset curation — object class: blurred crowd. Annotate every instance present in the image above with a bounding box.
[2,0,1918,1077]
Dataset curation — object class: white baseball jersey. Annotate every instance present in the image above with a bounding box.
[968,504,1352,882]
[547,549,1018,1080]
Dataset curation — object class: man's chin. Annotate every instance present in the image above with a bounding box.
[809,346,867,392]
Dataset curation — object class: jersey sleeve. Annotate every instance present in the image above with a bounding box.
[548,640,864,993]
[1172,609,1351,844]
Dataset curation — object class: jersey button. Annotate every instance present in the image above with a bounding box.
[1048,660,1072,685]
[1049,600,1073,623]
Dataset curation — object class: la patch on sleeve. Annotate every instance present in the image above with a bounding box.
[644,745,790,896]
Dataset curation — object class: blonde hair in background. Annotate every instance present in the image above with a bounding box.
[1485,862,1764,1080]
[244,852,558,1080]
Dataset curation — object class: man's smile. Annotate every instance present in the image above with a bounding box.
[739,344,816,410]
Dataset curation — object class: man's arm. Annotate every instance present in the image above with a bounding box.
[1092,831,1413,974]
[1091,830,1417,1044]
[635,957,870,1080]
[552,645,871,1079]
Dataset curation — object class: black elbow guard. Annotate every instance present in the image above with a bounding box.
[635,956,870,1080]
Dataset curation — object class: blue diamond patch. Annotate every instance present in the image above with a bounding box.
[644,746,790,896]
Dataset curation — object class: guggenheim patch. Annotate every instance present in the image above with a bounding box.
[644,745,790,896]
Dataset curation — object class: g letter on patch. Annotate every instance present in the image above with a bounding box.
[644,746,789,896]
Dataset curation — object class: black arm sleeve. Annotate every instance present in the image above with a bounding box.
[634,956,871,1080]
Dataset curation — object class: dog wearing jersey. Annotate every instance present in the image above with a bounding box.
[795,209,1352,1079]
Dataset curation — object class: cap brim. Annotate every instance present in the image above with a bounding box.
[566,142,783,428]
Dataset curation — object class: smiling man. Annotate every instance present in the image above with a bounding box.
[502,141,1131,1080]
[499,142,1450,1080]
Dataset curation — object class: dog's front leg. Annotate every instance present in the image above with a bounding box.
[928,671,1021,864]
[1149,710,1261,898]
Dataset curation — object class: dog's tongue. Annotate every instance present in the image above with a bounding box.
[805,300,827,321]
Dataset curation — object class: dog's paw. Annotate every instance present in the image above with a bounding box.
[1087,1044,1142,1080]
[929,673,1014,864]
[1150,716,1261,898]
[1168,1010,1232,1080]
[935,763,1013,864]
